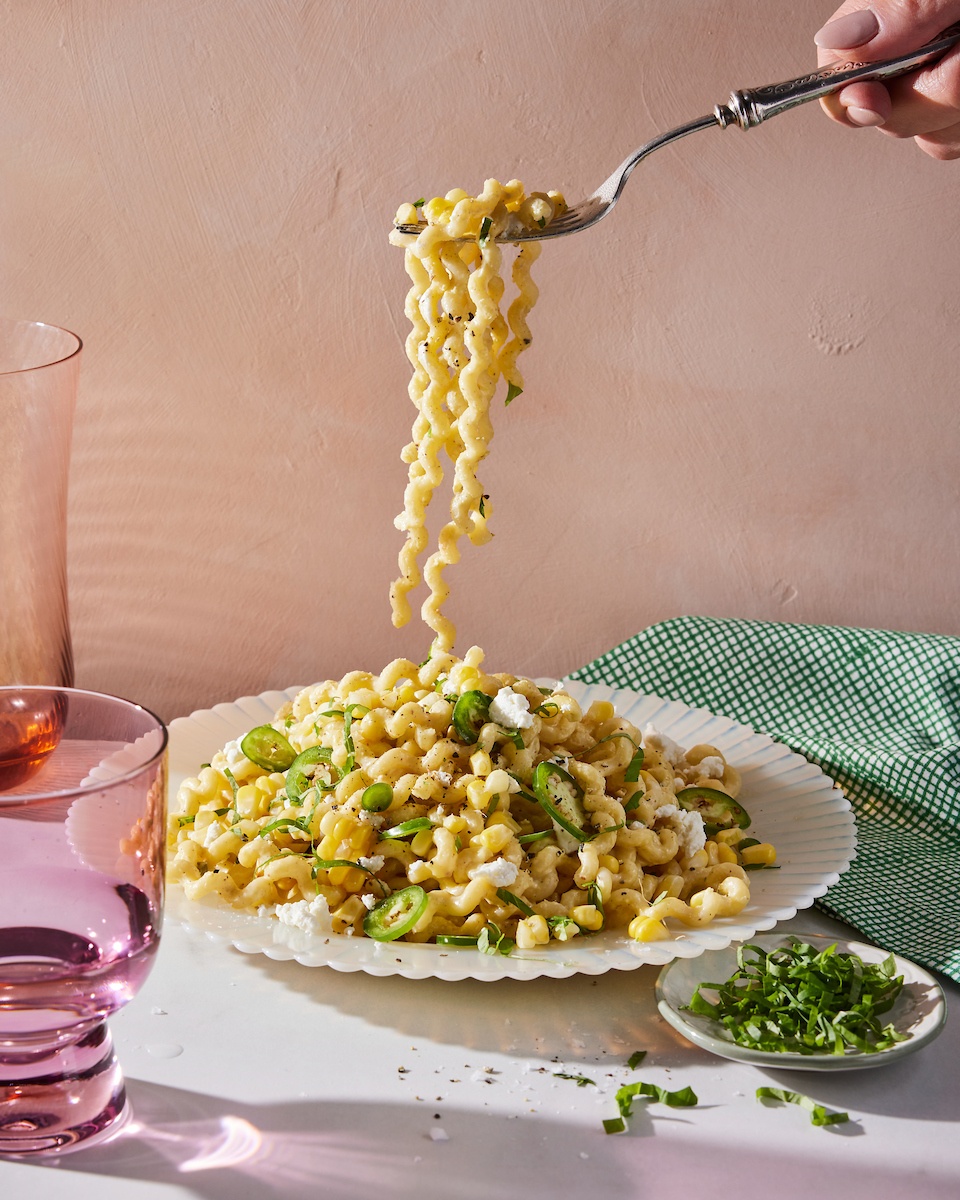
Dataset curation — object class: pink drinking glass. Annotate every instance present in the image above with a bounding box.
[0,317,82,688]
[0,686,167,1156]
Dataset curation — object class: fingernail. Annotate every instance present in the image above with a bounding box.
[845,105,886,126]
[814,8,879,49]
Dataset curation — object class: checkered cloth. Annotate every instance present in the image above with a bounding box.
[569,616,960,982]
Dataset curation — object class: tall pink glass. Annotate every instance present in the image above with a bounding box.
[0,687,167,1157]
[0,317,82,687]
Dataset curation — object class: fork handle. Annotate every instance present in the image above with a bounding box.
[716,23,960,128]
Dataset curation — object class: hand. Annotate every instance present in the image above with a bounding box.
[814,2,960,158]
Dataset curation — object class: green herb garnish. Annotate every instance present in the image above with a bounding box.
[756,1086,849,1127]
[478,216,492,243]
[554,1072,595,1087]
[496,888,535,917]
[478,921,515,956]
[687,938,906,1056]
[605,1079,698,1133]
[382,817,433,839]
[626,1050,647,1070]
[505,381,522,405]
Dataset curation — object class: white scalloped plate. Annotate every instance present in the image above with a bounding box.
[164,681,857,981]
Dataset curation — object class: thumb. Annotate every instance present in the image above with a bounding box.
[814,1,960,58]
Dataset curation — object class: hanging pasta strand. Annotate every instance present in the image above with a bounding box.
[389,180,565,652]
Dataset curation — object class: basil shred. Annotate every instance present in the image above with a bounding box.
[605,1080,698,1134]
[686,938,907,1056]
[756,1086,849,1127]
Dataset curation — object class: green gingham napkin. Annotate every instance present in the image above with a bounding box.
[570,616,960,982]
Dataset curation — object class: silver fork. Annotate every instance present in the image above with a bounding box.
[396,25,960,244]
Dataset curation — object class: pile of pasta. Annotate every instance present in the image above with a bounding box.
[167,648,774,948]
[388,179,565,654]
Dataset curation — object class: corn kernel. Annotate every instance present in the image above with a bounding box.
[516,914,550,949]
[469,750,493,777]
[716,841,738,864]
[599,854,620,875]
[475,824,513,855]
[411,829,434,857]
[628,915,668,942]
[741,842,776,866]
[572,905,604,931]
[327,865,366,892]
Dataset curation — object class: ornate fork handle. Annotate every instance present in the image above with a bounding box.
[717,23,960,128]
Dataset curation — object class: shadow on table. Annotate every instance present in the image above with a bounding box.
[226,951,957,1121]
[14,1077,958,1200]
[21,1079,629,1199]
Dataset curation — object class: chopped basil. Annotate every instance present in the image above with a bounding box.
[626,1050,647,1070]
[477,921,514,956]
[382,817,433,839]
[518,829,552,846]
[617,1081,698,1116]
[505,382,523,405]
[547,914,578,940]
[496,888,535,917]
[686,938,906,1055]
[177,815,196,827]
[756,1087,849,1127]
[478,216,492,243]
[223,767,239,805]
[554,1072,595,1087]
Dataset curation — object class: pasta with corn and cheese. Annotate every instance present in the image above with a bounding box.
[167,178,775,949]
[167,648,772,946]
[388,179,565,652]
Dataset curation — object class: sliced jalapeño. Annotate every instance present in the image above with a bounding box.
[452,690,493,743]
[676,786,751,835]
[240,725,297,772]
[531,760,590,847]
[362,885,428,942]
[285,745,334,801]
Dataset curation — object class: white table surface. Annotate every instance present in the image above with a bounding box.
[2,905,957,1200]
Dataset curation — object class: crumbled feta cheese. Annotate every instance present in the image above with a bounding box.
[489,686,534,730]
[653,804,706,859]
[468,858,519,887]
[434,770,453,786]
[359,855,385,872]
[361,893,378,910]
[214,738,259,780]
[643,724,686,766]
[429,1127,449,1142]
[690,755,725,780]
[357,810,385,827]
[273,895,334,936]
[202,821,225,848]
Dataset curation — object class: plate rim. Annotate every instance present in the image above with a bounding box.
[654,930,947,1070]
[165,680,858,982]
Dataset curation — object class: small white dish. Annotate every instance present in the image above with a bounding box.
[656,931,947,1070]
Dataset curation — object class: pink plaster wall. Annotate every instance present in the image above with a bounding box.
[2,1,958,719]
